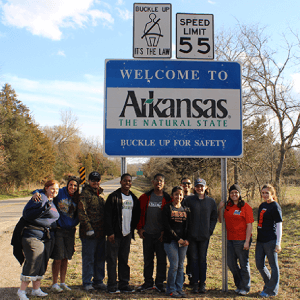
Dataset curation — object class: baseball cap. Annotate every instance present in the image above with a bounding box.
[88,171,101,182]
[194,178,206,186]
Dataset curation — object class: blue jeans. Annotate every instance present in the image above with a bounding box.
[255,239,279,296]
[164,241,188,293]
[189,239,209,286]
[81,237,106,286]
[227,239,251,292]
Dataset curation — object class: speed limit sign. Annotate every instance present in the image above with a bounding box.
[176,13,214,59]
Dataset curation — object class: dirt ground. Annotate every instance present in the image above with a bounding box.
[0,229,25,299]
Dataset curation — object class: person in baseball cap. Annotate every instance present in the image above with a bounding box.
[88,171,101,182]
[194,178,206,187]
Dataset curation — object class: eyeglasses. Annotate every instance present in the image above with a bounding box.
[90,179,100,183]
[182,182,191,186]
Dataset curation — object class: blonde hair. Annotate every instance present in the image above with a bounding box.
[261,184,278,202]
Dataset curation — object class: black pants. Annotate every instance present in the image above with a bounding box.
[106,234,131,289]
[143,232,166,286]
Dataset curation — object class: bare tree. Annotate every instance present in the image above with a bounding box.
[216,24,300,193]
[43,109,82,178]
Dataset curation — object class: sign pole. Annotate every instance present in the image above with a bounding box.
[121,157,127,175]
[221,157,228,291]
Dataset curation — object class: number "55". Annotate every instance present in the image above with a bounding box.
[179,37,210,54]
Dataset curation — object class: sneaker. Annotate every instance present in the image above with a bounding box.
[191,283,198,294]
[136,282,154,292]
[239,290,249,295]
[167,291,181,298]
[31,288,48,297]
[93,282,107,290]
[177,290,187,297]
[51,283,63,292]
[234,288,241,294]
[260,291,269,298]
[120,285,135,293]
[108,287,121,294]
[154,284,165,293]
[60,283,72,291]
[17,289,29,300]
[83,284,95,291]
[199,284,206,294]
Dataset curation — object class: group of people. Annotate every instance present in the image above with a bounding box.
[11,172,283,299]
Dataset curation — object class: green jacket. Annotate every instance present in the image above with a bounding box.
[78,184,105,238]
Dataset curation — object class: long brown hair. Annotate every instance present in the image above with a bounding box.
[261,184,278,202]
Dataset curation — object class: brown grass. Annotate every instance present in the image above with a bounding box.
[38,182,300,299]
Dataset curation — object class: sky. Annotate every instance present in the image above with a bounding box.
[1,0,300,148]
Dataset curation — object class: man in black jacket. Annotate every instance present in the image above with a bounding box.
[104,173,141,294]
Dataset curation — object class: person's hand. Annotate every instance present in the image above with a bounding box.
[32,192,42,202]
[275,245,282,253]
[178,238,184,246]
[218,201,225,209]
[86,230,95,236]
[183,240,189,247]
[108,234,115,244]
[243,241,250,250]
[138,228,145,239]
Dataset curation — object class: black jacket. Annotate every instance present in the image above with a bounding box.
[105,188,141,239]
[183,194,218,241]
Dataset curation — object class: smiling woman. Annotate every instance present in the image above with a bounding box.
[13,180,60,300]
[218,184,254,296]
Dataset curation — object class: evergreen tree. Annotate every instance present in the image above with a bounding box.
[0,84,55,189]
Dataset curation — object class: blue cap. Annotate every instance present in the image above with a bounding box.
[194,178,206,186]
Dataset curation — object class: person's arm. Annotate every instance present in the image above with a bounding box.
[137,194,147,239]
[243,223,252,250]
[210,200,218,235]
[218,201,225,223]
[77,193,93,233]
[104,193,115,243]
[275,222,282,253]
[162,204,181,242]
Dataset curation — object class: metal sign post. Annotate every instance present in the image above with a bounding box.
[121,157,127,175]
[221,158,228,291]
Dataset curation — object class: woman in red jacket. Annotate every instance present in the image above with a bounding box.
[218,184,254,296]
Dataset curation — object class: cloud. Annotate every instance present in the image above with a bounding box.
[57,50,66,57]
[1,0,114,40]
[116,7,132,21]
[3,73,104,103]
[1,73,104,138]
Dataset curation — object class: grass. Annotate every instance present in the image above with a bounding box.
[0,189,32,200]
[21,181,300,299]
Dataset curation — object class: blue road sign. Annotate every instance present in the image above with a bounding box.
[104,59,242,157]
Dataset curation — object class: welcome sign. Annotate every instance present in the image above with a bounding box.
[104,59,242,157]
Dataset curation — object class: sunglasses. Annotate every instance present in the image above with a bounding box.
[182,182,191,186]
[90,179,100,183]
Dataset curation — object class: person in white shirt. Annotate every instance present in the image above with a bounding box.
[104,173,141,294]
